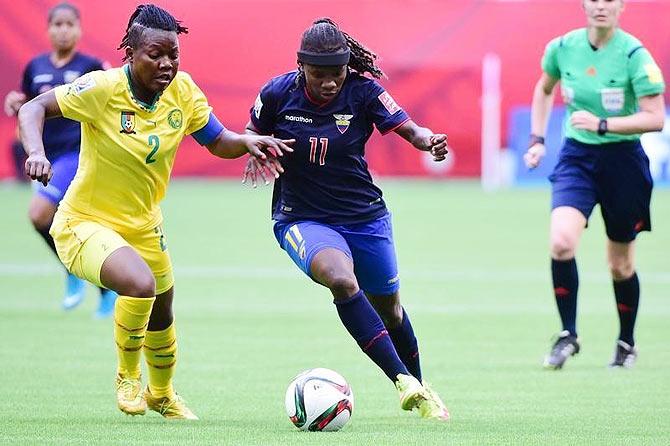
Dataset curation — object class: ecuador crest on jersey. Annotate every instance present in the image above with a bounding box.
[333,114,354,134]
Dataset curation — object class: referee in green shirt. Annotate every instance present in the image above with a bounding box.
[524,0,665,370]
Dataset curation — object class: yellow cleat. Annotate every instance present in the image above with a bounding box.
[395,373,428,411]
[418,382,450,421]
[144,387,199,420]
[116,374,146,416]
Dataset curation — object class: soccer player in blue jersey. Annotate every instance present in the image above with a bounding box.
[524,0,665,369]
[244,18,450,420]
[4,2,117,317]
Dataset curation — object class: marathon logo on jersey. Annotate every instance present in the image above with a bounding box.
[333,114,354,134]
[119,111,137,134]
[601,88,625,112]
[68,73,96,95]
[284,115,313,124]
[378,91,401,115]
[33,74,53,83]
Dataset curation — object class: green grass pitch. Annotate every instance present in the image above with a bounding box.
[0,180,668,445]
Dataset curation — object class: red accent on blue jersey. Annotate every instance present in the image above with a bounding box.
[21,52,104,160]
[250,71,410,224]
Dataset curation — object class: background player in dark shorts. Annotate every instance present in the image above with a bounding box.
[524,0,665,369]
[3,2,117,317]
[243,18,450,420]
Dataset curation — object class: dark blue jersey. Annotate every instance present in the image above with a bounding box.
[250,71,410,225]
[21,52,104,160]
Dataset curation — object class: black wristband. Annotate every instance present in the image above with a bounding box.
[529,134,545,147]
[597,118,608,135]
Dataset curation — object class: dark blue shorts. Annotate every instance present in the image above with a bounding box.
[273,213,400,296]
[549,138,653,243]
[33,151,79,205]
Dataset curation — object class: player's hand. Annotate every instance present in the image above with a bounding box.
[4,91,27,117]
[244,135,295,160]
[25,153,52,186]
[242,155,284,188]
[523,143,546,169]
[428,134,449,162]
[570,110,599,132]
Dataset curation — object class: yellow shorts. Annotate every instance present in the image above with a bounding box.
[50,211,174,295]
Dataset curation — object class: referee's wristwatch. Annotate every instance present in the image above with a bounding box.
[528,134,545,148]
[597,118,608,135]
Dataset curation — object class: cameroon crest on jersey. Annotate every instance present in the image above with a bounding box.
[120,111,136,134]
[168,108,183,129]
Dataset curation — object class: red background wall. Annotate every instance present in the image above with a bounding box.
[1,0,668,178]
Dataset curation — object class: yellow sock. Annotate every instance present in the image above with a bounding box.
[144,323,177,399]
[114,295,155,379]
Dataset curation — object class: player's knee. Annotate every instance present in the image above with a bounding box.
[550,233,577,260]
[608,258,634,281]
[123,274,156,298]
[327,274,358,298]
[28,205,53,231]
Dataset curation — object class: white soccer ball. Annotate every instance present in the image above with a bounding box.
[284,368,354,432]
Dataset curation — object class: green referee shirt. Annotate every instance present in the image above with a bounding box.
[542,28,665,144]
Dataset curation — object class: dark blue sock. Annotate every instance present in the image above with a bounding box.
[613,273,639,346]
[335,290,408,382]
[552,258,579,336]
[387,308,422,382]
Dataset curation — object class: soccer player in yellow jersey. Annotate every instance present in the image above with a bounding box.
[18,4,292,420]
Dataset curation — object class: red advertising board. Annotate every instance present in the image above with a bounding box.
[1,0,668,178]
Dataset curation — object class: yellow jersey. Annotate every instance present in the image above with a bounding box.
[54,66,213,232]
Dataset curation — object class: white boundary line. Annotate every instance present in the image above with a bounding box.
[1,263,669,284]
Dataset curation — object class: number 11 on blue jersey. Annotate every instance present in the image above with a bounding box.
[309,137,328,165]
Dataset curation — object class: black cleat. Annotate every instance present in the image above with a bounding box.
[543,330,580,370]
[609,340,638,369]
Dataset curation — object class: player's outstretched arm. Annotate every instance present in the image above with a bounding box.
[205,129,294,160]
[240,120,286,187]
[18,89,63,185]
[394,120,449,162]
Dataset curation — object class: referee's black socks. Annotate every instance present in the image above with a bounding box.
[551,258,579,336]
[613,273,640,346]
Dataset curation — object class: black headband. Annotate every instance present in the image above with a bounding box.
[297,49,350,66]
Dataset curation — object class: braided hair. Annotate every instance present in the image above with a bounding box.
[118,4,188,61]
[48,2,80,23]
[299,18,385,79]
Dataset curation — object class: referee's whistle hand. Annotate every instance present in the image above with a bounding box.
[523,144,545,169]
